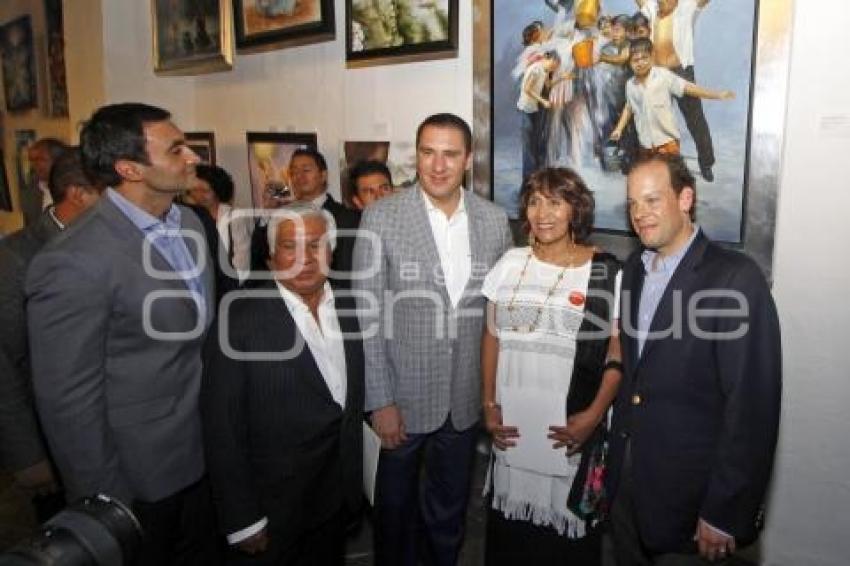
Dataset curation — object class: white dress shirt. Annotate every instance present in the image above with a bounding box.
[641,0,703,68]
[422,189,471,308]
[626,67,687,148]
[227,281,347,545]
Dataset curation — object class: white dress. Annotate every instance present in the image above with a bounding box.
[481,247,621,537]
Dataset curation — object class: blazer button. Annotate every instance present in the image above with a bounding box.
[631,394,642,406]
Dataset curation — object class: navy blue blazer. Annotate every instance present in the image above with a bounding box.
[608,230,782,553]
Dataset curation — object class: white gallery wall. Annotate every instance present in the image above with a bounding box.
[88,1,850,564]
[100,0,472,207]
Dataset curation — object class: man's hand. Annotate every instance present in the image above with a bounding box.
[371,405,407,449]
[718,90,735,100]
[236,528,269,555]
[13,460,58,496]
[695,518,736,562]
[483,404,520,451]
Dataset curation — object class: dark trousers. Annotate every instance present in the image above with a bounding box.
[373,416,478,566]
[671,65,715,168]
[521,110,545,183]
[610,442,735,566]
[485,506,601,566]
[131,477,223,566]
[228,509,345,566]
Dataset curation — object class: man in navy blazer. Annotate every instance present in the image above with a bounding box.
[608,153,781,564]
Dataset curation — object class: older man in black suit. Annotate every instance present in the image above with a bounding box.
[608,153,782,565]
[203,202,364,565]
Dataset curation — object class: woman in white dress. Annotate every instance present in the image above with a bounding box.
[481,167,622,565]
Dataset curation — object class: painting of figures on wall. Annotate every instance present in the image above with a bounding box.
[492,0,757,243]
[1,16,38,112]
[246,132,317,208]
[14,129,36,196]
[347,0,458,64]
[44,0,69,117]
[233,0,334,51]
[152,0,233,75]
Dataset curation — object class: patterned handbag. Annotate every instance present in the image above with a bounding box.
[567,426,609,521]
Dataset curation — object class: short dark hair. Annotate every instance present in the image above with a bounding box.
[598,15,612,26]
[521,21,543,46]
[612,14,631,28]
[80,103,172,187]
[519,167,596,243]
[629,153,697,220]
[631,12,650,31]
[629,37,653,59]
[416,113,473,154]
[349,160,393,190]
[31,138,69,162]
[290,147,327,172]
[48,147,98,204]
[195,164,234,203]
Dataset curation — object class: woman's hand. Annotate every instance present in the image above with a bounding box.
[484,404,520,451]
[548,409,600,455]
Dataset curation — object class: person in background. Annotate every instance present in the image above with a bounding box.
[0,147,103,525]
[348,159,394,211]
[188,163,253,280]
[21,138,68,226]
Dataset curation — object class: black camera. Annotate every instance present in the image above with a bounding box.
[0,494,142,566]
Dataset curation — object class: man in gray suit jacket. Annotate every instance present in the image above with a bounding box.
[26,103,221,565]
[353,113,513,565]
[0,148,102,522]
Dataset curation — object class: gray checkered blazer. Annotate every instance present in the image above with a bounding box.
[352,186,512,434]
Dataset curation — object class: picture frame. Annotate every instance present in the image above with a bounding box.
[151,0,234,76]
[245,132,318,208]
[233,0,335,53]
[185,131,217,165]
[474,0,793,277]
[44,0,70,117]
[346,0,458,66]
[1,16,38,112]
[13,129,37,197]
[0,150,12,212]
[338,140,418,207]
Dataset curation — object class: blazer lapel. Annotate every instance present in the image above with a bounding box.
[334,293,361,411]
[459,191,484,305]
[407,187,450,303]
[270,293,338,406]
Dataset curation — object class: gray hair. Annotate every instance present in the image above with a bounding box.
[266,201,337,257]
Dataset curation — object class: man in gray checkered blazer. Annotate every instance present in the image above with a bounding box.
[353,113,512,565]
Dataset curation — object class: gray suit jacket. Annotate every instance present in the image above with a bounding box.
[0,211,61,472]
[26,196,214,504]
[352,186,512,433]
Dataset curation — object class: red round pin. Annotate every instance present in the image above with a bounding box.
[568,290,585,306]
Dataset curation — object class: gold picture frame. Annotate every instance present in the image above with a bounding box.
[152,0,234,76]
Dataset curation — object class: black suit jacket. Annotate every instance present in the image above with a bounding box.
[201,286,364,543]
[608,230,781,553]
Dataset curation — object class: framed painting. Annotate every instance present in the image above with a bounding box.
[233,0,335,53]
[474,0,794,277]
[246,132,318,208]
[1,16,38,112]
[346,0,458,66]
[185,131,217,165]
[14,129,37,196]
[151,0,234,76]
[0,150,12,212]
[43,0,69,117]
